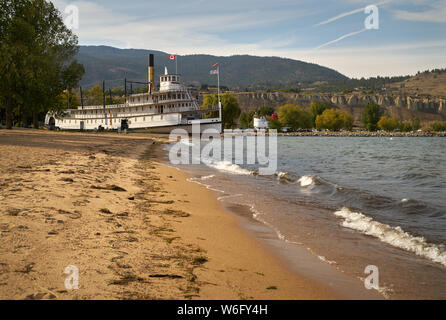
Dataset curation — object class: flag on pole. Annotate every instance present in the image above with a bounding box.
[168,55,177,60]
[210,69,218,75]
[212,63,219,67]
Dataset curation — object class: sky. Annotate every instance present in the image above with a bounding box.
[51,0,446,78]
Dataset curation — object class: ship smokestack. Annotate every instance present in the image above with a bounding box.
[148,54,155,93]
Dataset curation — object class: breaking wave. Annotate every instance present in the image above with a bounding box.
[208,161,254,175]
[298,175,316,187]
[275,171,296,183]
[334,207,446,267]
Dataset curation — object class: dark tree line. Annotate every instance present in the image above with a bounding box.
[0,0,84,129]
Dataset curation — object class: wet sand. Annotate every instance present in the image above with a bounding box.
[0,129,372,299]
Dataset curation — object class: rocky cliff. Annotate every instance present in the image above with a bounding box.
[233,92,446,124]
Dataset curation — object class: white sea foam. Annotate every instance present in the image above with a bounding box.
[298,175,316,187]
[217,194,243,201]
[276,172,288,179]
[186,177,225,194]
[209,161,254,175]
[200,175,215,180]
[317,255,337,265]
[334,207,446,267]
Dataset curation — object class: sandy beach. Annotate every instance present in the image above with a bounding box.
[0,129,357,300]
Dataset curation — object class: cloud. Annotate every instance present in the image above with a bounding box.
[48,0,446,78]
[393,1,446,23]
[50,0,312,53]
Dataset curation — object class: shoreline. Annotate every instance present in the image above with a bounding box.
[0,129,382,299]
[155,144,383,300]
[278,131,446,137]
[153,161,342,299]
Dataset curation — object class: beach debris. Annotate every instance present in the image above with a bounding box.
[149,274,183,279]
[91,185,127,192]
[164,209,190,218]
[15,263,35,274]
[108,273,146,286]
[5,208,21,216]
[59,169,75,174]
[100,208,113,215]
[57,209,82,219]
[266,286,277,290]
[116,212,129,217]
[192,256,208,266]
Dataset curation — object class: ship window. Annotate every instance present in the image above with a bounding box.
[143,117,145,121]
[161,115,163,120]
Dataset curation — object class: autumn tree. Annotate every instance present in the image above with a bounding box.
[316,108,353,131]
[310,102,330,126]
[278,104,313,131]
[378,116,399,132]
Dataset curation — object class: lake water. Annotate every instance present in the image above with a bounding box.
[168,136,446,299]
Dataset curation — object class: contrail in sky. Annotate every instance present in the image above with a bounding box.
[314,28,367,50]
[314,0,391,27]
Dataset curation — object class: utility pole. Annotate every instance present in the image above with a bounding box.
[124,78,127,104]
[80,86,84,109]
[103,81,106,125]
[217,65,221,122]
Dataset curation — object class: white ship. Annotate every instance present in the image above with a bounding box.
[45,54,222,133]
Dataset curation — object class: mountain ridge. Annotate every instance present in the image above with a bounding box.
[76,45,348,89]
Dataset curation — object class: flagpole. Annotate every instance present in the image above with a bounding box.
[218,65,221,122]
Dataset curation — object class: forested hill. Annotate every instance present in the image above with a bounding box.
[76,45,348,89]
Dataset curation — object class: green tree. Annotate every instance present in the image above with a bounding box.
[268,118,282,131]
[0,0,84,129]
[400,122,413,132]
[240,112,251,129]
[361,103,381,131]
[432,122,446,132]
[378,116,399,132]
[315,108,353,131]
[239,110,256,128]
[310,102,330,126]
[278,104,313,131]
[411,117,420,131]
[202,93,241,129]
[258,106,275,117]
